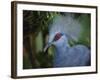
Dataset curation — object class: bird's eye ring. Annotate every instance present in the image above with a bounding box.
[53,33,62,41]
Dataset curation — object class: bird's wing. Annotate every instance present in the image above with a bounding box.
[53,45,90,67]
[67,45,90,66]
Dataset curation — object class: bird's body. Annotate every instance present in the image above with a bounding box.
[53,44,90,67]
[51,33,90,67]
[44,13,91,67]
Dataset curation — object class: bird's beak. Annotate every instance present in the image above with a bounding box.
[44,43,52,52]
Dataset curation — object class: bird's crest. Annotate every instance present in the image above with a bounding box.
[48,13,82,43]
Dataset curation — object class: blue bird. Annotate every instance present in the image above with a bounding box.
[44,14,90,67]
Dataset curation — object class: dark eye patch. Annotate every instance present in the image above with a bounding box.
[53,33,62,41]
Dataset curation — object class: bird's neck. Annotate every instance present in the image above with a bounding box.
[55,43,69,57]
[53,35,70,58]
[55,40,70,49]
[53,44,69,66]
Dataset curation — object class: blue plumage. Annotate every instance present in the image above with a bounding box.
[52,34,90,67]
[44,14,90,67]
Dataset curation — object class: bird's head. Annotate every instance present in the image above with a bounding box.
[44,32,69,52]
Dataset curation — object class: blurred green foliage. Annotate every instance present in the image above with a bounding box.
[23,10,59,69]
[78,14,90,48]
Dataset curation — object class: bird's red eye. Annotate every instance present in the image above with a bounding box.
[53,33,62,41]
